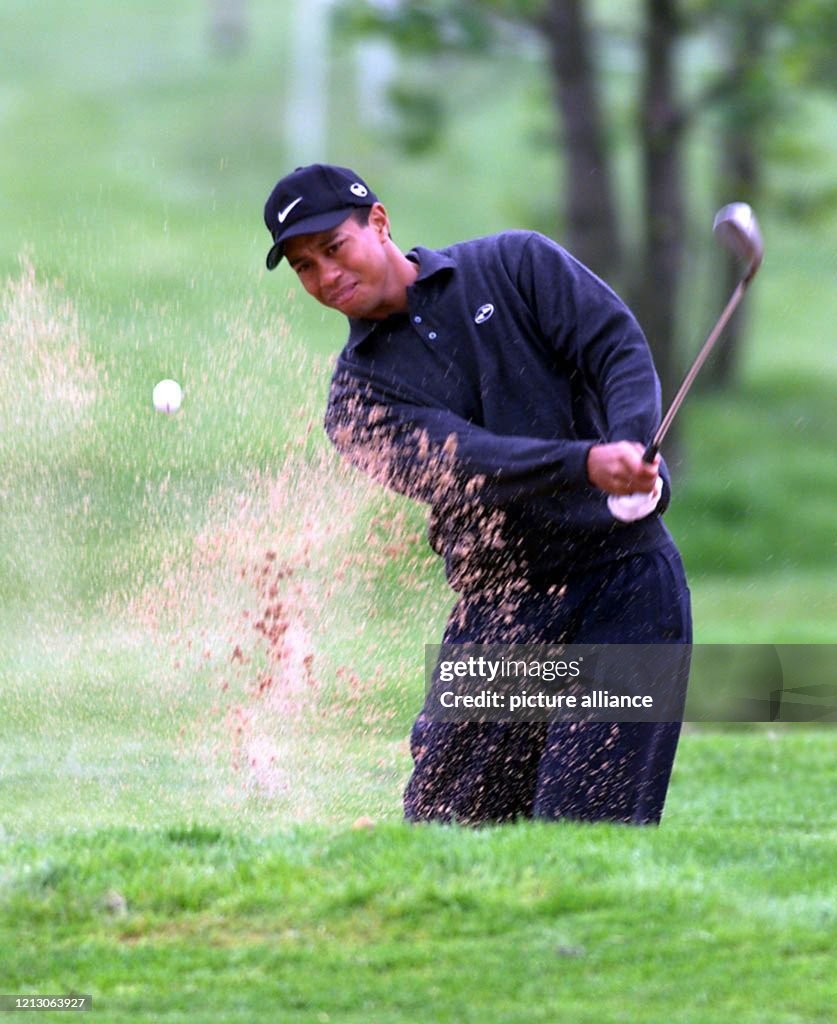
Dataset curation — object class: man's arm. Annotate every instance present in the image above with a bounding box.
[325,365,595,508]
[515,233,669,504]
[516,232,663,450]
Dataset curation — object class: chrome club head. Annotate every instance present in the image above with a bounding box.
[713,202,764,283]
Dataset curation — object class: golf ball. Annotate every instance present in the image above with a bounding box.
[152,379,183,414]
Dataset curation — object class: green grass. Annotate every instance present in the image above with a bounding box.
[1,2,835,1021]
[2,733,835,1023]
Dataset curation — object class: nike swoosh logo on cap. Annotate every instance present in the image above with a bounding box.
[276,197,303,224]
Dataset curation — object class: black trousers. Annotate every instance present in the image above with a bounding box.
[404,543,692,826]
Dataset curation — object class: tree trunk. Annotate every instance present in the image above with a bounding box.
[705,12,769,390]
[634,0,686,447]
[541,0,622,283]
[208,0,249,55]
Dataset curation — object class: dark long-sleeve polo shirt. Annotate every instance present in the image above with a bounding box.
[325,230,676,589]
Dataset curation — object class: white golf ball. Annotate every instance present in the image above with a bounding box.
[152,379,183,414]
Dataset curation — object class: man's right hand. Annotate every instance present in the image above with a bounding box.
[586,441,660,496]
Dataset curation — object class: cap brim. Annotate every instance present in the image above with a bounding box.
[265,209,356,270]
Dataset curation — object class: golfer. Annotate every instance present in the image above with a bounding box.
[263,163,692,825]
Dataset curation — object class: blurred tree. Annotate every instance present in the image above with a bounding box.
[634,0,685,417]
[287,0,336,163]
[335,0,836,402]
[541,1,622,281]
[692,0,837,387]
[704,1,773,388]
[208,0,249,56]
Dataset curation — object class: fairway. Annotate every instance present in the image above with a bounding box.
[2,2,835,1021]
[1,740,834,1024]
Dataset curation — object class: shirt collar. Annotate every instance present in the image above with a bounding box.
[408,245,456,282]
[345,246,456,350]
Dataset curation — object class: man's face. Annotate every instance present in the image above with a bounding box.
[283,205,406,320]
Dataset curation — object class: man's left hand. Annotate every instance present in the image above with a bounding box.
[586,441,659,496]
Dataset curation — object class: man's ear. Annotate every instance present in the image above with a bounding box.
[368,202,391,242]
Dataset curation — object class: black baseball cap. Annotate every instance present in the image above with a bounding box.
[263,163,379,270]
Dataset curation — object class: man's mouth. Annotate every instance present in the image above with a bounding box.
[327,282,357,308]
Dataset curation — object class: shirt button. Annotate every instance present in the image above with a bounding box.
[428,331,437,340]
[413,315,422,324]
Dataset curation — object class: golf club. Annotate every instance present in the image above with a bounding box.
[643,202,764,463]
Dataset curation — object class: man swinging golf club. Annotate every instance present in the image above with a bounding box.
[262,163,759,825]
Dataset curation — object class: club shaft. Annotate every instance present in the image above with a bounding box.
[643,278,748,462]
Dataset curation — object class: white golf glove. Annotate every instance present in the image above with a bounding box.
[607,475,663,523]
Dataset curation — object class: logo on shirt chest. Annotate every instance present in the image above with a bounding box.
[474,303,495,324]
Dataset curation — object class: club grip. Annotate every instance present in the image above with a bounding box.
[642,441,659,464]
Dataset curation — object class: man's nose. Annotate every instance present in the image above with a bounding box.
[320,260,341,287]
